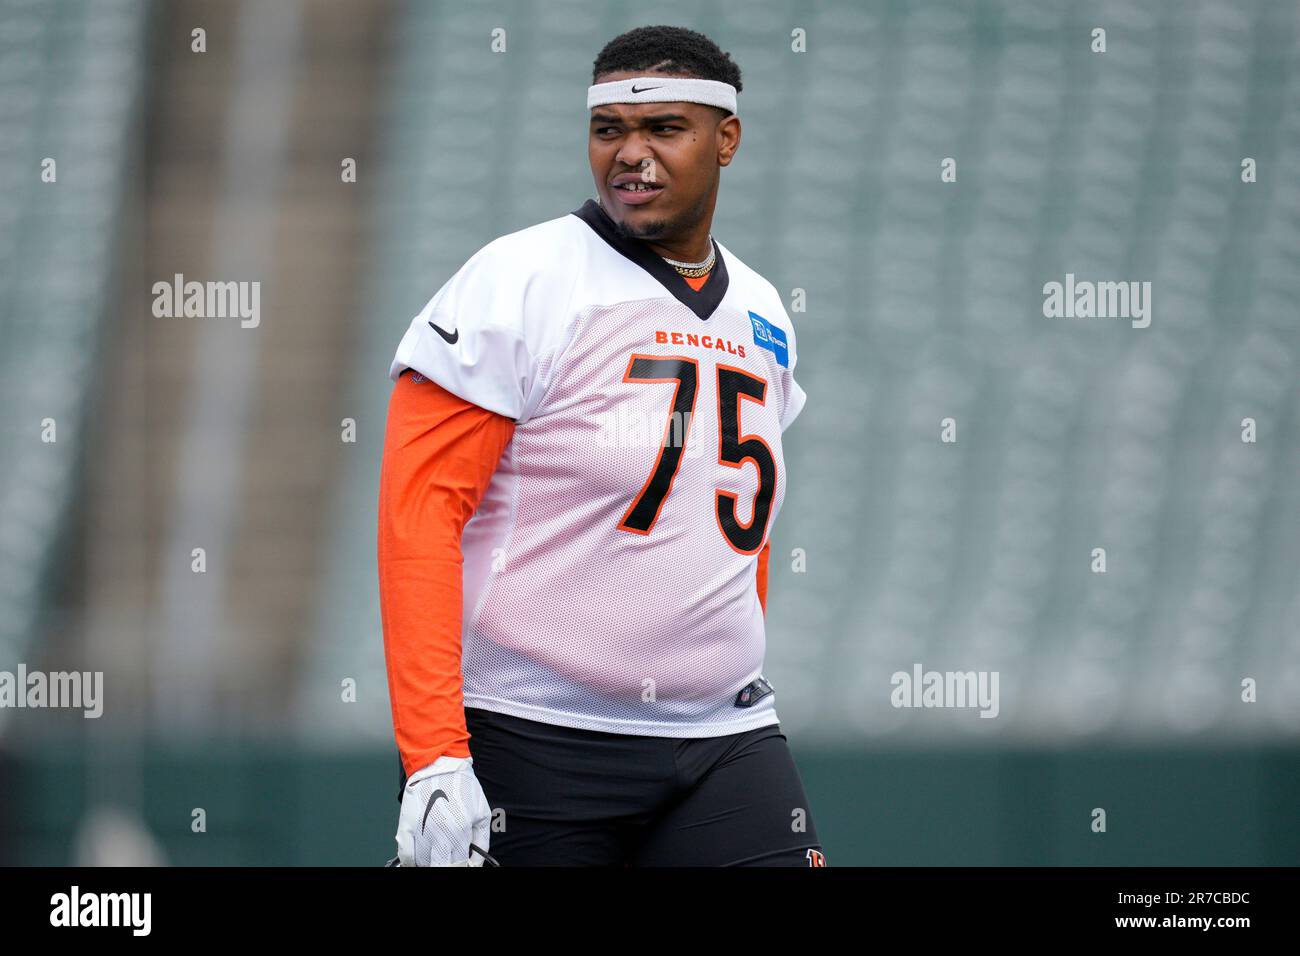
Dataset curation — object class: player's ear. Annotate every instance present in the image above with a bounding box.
[717,113,740,166]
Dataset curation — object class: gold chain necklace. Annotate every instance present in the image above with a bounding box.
[662,238,715,278]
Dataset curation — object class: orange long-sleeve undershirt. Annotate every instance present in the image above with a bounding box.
[378,369,516,777]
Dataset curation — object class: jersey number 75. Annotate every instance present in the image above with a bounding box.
[616,354,775,555]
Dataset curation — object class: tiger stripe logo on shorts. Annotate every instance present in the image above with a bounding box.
[806,848,826,866]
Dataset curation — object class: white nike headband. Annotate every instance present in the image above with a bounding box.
[587,76,738,115]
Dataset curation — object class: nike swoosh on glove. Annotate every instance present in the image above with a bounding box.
[395,755,495,866]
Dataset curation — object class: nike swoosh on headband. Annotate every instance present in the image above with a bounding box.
[428,320,459,344]
[630,84,662,93]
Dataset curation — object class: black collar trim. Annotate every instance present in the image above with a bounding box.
[571,198,729,322]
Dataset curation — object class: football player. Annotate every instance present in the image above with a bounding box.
[380,25,823,866]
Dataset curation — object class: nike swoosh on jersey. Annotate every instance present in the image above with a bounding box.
[428,320,459,344]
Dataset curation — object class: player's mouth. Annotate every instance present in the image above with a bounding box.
[610,175,665,206]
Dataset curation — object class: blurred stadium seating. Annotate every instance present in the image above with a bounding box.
[1,0,1297,864]
[0,0,146,712]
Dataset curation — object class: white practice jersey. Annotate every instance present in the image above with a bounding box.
[389,198,807,737]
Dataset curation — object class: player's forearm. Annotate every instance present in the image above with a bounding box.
[377,542,472,773]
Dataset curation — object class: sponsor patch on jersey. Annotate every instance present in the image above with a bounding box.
[747,311,789,368]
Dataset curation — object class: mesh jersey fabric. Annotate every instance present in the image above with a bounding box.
[378,374,769,771]
[387,200,805,738]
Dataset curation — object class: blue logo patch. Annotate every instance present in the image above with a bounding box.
[747,311,789,368]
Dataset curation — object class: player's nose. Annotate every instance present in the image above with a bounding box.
[613,140,656,172]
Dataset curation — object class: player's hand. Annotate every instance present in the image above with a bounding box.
[395,755,495,866]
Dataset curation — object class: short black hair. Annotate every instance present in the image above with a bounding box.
[592,25,742,117]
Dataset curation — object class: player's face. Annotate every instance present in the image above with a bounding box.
[588,71,740,245]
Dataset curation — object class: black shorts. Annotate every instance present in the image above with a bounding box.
[455,706,826,866]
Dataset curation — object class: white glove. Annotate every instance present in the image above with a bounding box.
[395,755,495,867]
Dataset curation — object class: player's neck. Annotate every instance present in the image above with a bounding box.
[643,232,713,263]
[592,196,716,263]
